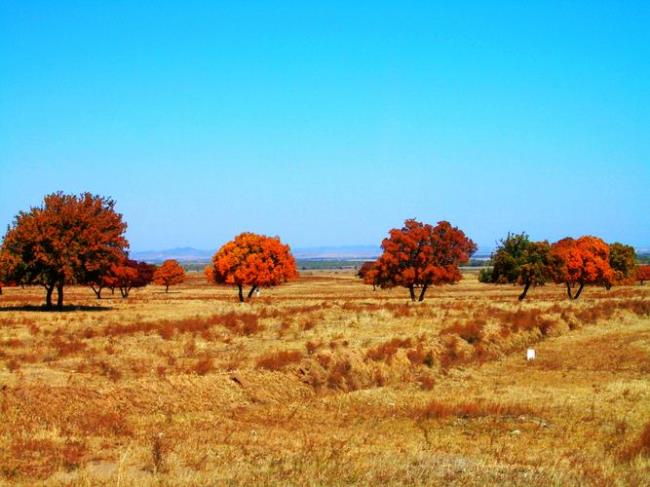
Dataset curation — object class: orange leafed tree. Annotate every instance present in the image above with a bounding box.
[92,259,155,298]
[551,236,614,299]
[153,259,185,292]
[371,219,476,301]
[207,232,298,302]
[637,265,650,285]
[0,192,128,309]
[357,261,378,290]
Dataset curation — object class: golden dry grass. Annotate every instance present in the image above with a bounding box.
[0,271,649,485]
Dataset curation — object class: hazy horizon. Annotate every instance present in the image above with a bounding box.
[2,2,649,249]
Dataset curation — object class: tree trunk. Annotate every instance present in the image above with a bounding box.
[237,284,244,303]
[573,281,585,300]
[165,284,169,293]
[120,287,129,298]
[418,284,428,302]
[0,286,3,295]
[566,282,574,300]
[408,285,415,302]
[111,287,115,295]
[56,284,64,309]
[91,285,103,299]
[518,280,532,301]
[45,285,54,309]
[247,285,258,299]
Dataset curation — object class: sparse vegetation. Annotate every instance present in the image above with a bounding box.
[0,270,648,484]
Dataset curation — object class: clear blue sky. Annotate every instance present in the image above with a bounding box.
[1,1,648,251]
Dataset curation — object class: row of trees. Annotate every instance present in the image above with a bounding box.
[0,192,186,308]
[0,193,646,307]
[476,233,648,300]
[359,224,649,301]
[0,192,298,307]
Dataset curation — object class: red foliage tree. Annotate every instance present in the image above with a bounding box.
[100,259,156,298]
[0,192,128,308]
[208,233,298,302]
[357,261,378,290]
[204,265,214,284]
[637,265,650,285]
[153,259,185,292]
[87,253,157,298]
[551,236,614,299]
[371,219,476,301]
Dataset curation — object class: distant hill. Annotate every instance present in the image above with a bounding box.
[130,245,497,263]
[130,245,382,263]
[292,245,381,260]
[130,247,213,262]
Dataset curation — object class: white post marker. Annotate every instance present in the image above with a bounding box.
[527,348,536,361]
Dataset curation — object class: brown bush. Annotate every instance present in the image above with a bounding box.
[327,359,355,390]
[256,350,303,370]
[366,337,412,363]
[51,336,86,357]
[406,344,434,367]
[441,320,485,344]
[305,340,321,355]
[620,421,650,461]
[191,357,214,376]
[412,399,536,421]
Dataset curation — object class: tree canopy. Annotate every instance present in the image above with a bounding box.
[551,236,614,300]
[608,242,637,286]
[480,233,556,300]
[0,192,128,308]
[208,233,298,302]
[153,259,185,292]
[371,219,476,301]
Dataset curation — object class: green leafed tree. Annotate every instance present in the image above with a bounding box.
[607,242,636,287]
[482,232,556,300]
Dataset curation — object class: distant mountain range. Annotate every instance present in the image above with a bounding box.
[130,245,496,263]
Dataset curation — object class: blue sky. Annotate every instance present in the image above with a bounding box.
[1,1,648,251]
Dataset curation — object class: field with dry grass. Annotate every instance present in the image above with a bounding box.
[1,270,649,486]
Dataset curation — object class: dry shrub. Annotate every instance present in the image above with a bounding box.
[305,340,321,354]
[82,327,95,339]
[97,360,122,381]
[2,338,23,348]
[417,373,435,390]
[256,350,303,370]
[439,336,465,369]
[76,410,131,436]
[301,318,316,331]
[316,353,331,369]
[620,421,650,461]
[191,357,214,376]
[5,438,60,479]
[389,303,412,318]
[150,433,168,473]
[373,368,386,387]
[441,320,485,344]
[413,399,535,420]
[104,312,263,339]
[366,337,412,363]
[51,336,86,357]
[6,358,21,372]
[61,439,86,471]
[327,359,355,390]
[221,312,261,335]
[406,344,434,367]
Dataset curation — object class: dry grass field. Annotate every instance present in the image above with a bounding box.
[1,271,649,486]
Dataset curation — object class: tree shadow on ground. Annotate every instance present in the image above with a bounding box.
[0,304,113,312]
